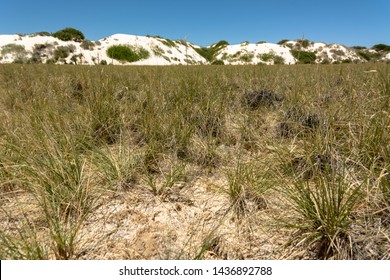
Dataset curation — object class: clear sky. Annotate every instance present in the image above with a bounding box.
[1,0,389,47]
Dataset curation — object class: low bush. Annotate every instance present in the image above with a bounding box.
[278,39,289,45]
[1,44,26,56]
[54,45,76,61]
[194,40,229,63]
[297,39,311,48]
[106,45,150,63]
[273,55,285,64]
[290,50,316,64]
[33,31,51,36]
[80,40,95,50]
[53,28,85,42]
[372,44,390,52]
[211,60,224,65]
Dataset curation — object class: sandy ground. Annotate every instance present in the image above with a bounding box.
[0,171,295,260]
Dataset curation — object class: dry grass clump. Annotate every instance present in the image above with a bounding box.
[0,63,389,259]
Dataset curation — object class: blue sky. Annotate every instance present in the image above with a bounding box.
[1,0,389,47]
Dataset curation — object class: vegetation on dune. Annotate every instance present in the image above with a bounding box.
[372,44,390,52]
[1,44,27,56]
[290,50,317,64]
[193,40,229,63]
[106,45,150,63]
[0,64,389,260]
[277,39,289,45]
[52,27,85,42]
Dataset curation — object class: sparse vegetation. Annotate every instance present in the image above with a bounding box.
[80,40,95,50]
[0,64,389,260]
[194,40,229,63]
[106,45,150,63]
[1,44,27,56]
[372,44,390,52]
[278,39,289,45]
[54,45,76,62]
[290,50,316,64]
[297,39,311,48]
[52,27,85,42]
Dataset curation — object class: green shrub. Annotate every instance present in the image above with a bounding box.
[194,40,229,63]
[278,39,289,45]
[213,40,229,48]
[256,41,266,44]
[273,55,285,65]
[194,47,213,62]
[54,45,76,61]
[352,46,367,50]
[211,60,224,65]
[106,45,150,62]
[290,50,316,64]
[259,53,273,62]
[372,44,390,52]
[330,49,346,56]
[240,54,254,63]
[100,60,107,65]
[1,44,26,56]
[356,50,381,61]
[157,38,176,48]
[53,28,85,42]
[80,40,95,50]
[151,45,165,56]
[297,39,311,48]
[33,31,51,36]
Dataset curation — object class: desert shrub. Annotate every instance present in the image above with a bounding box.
[211,60,224,65]
[290,50,316,64]
[259,53,273,62]
[70,54,83,64]
[372,44,390,52]
[54,45,76,61]
[256,41,266,44]
[1,44,26,56]
[45,58,56,64]
[151,45,165,56]
[13,58,27,64]
[137,48,150,60]
[106,45,150,62]
[330,49,346,56]
[240,53,254,63]
[80,40,95,50]
[53,28,85,42]
[356,50,381,61]
[352,46,366,50]
[157,38,176,48]
[278,39,289,45]
[273,55,285,64]
[33,31,51,36]
[213,40,229,48]
[34,44,50,53]
[194,47,213,62]
[297,39,311,48]
[194,40,229,63]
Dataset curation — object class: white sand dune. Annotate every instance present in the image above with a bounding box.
[0,33,387,65]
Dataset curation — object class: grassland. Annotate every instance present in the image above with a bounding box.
[0,63,389,259]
